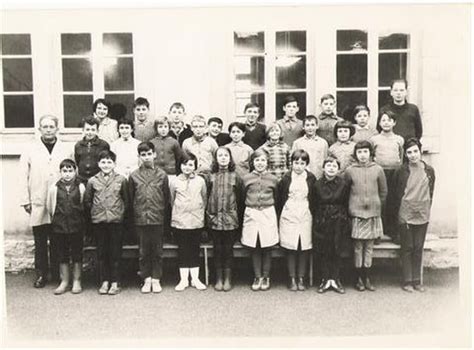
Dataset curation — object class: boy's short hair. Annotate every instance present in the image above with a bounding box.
[211,146,236,173]
[190,115,206,126]
[134,97,150,108]
[154,116,170,130]
[265,122,284,141]
[117,118,134,131]
[291,149,310,165]
[244,102,260,113]
[39,115,59,127]
[333,120,356,138]
[353,140,374,158]
[177,152,198,174]
[137,141,155,154]
[228,121,246,133]
[303,114,318,126]
[82,115,100,129]
[390,79,408,89]
[352,105,371,123]
[208,117,223,126]
[320,94,336,104]
[59,158,77,170]
[379,109,397,122]
[169,102,185,112]
[98,150,116,162]
[322,156,341,169]
[93,98,111,112]
[249,148,269,172]
[283,95,298,106]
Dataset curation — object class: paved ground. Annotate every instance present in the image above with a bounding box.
[2,264,469,347]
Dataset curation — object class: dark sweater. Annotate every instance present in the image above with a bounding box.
[243,123,266,150]
[74,137,110,182]
[379,102,423,141]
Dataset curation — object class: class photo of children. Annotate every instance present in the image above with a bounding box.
[1,2,469,347]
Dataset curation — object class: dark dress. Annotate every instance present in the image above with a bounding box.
[313,175,352,260]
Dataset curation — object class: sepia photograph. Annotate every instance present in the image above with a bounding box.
[0,0,471,347]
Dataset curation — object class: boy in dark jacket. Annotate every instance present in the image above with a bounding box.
[84,150,129,295]
[128,142,171,294]
[47,159,85,295]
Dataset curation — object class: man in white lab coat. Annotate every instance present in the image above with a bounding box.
[19,115,73,288]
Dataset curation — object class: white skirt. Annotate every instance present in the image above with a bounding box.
[241,206,279,248]
[279,200,313,250]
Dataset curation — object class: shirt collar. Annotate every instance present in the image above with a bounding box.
[356,124,370,130]
[283,115,297,123]
[319,113,336,120]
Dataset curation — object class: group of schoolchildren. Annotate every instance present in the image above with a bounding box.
[44,78,434,296]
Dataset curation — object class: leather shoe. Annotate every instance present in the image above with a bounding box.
[402,284,414,292]
[34,276,46,288]
[297,277,305,291]
[251,277,263,291]
[413,284,426,292]
[260,277,271,291]
[355,277,365,291]
[332,279,346,294]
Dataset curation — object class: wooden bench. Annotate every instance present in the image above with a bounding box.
[83,236,412,287]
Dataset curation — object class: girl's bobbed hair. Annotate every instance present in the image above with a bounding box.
[177,151,198,174]
[333,120,356,139]
[353,140,375,159]
[291,149,310,165]
[211,146,236,173]
[249,148,269,172]
[265,122,283,141]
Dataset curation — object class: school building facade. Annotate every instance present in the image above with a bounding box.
[1,4,468,270]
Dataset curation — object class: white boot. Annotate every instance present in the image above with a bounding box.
[175,268,189,291]
[141,277,152,293]
[190,267,207,290]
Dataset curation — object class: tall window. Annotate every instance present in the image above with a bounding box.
[336,30,410,121]
[60,32,135,128]
[0,34,34,128]
[336,30,368,121]
[233,30,307,122]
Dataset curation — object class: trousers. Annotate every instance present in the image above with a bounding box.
[137,225,164,279]
[33,224,59,279]
[399,223,428,284]
[94,223,123,283]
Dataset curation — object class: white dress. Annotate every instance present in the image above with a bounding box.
[279,172,313,250]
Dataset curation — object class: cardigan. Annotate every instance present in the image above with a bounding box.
[391,160,435,223]
[182,136,218,174]
[344,162,388,218]
[242,171,278,209]
[276,170,317,218]
[134,119,157,142]
[150,135,182,175]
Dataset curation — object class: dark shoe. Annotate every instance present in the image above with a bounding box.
[260,277,270,291]
[288,277,297,291]
[413,284,426,292]
[251,277,263,291]
[355,277,365,291]
[214,268,223,291]
[34,276,46,288]
[223,268,232,292]
[365,277,376,291]
[402,284,414,293]
[332,279,346,294]
[297,277,305,291]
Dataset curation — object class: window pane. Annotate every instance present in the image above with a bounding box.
[234,32,264,54]
[104,57,134,91]
[103,33,133,55]
[379,53,407,87]
[2,58,33,91]
[276,31,306,53]
[379,33,409,50]
[337,55,367,87]
[275,92,306,120]
[336,91,367,121]
[61,33,91,55]
[64,94,93,128]
[378,90,391,109]
[337,30,367,51]
[276,55,306,89]
[234,56,264,90]
[62,58,93,91]
[1,34,31,55]
[105,94,135,119]
[235,92,265,120]
[4,95,34,127]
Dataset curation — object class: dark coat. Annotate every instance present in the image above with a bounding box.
[74,137,110,182]
[313,175,352,256]
[51,179,85,234]
[391,160,435,221]
[276,170,317,218]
